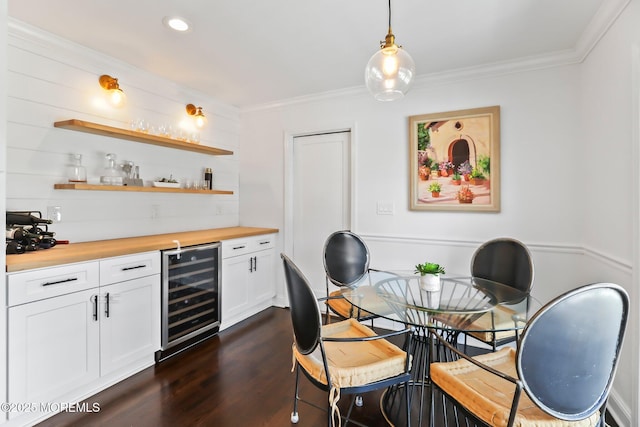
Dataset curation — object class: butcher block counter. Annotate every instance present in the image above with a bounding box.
[6,226,278,272]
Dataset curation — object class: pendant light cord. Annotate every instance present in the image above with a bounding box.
[388,0,392,30]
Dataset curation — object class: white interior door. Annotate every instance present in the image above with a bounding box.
[292,132,351,296]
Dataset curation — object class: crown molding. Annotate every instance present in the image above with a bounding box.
[574,0,631,62]
[242,0,631,113]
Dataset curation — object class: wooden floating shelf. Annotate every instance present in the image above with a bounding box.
[54,119,234,156]
[54,183,234,195]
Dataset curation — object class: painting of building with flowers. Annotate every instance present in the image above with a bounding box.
[409,106,500,212]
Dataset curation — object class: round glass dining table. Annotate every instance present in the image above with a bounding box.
[339,274,542,427]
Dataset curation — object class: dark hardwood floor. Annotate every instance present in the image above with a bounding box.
[37,307,620,427]
[37,307,391,427]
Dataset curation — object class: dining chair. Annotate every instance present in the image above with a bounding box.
[465,237,535,350]
[323,230,379,323]
[429,282,629,427]
[281,253,412,426]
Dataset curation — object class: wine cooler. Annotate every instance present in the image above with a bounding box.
[157,242,221,361]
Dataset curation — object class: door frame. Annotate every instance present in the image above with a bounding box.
[283,122,358,266]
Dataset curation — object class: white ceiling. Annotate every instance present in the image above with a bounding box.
[7,0,625,108]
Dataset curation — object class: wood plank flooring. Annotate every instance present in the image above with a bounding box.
[37,306,620,427]
[37,307,391,427]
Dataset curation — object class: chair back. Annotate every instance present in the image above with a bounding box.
[517,283,629,421]
[281,253,321,355]
[323,231,370,288]
[470,237,534,293]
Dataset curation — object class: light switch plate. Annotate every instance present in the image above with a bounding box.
[376,201,395,215]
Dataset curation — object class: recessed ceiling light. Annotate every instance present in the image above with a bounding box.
[163,16,191,32]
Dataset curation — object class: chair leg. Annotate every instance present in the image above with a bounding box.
[405,382,411,427]
[291,366,300,423]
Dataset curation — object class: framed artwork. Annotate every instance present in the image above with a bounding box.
[409,106,500,212]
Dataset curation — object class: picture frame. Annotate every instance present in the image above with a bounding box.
[409,106,500,212]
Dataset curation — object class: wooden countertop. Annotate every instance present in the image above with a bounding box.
[6,226,279,273]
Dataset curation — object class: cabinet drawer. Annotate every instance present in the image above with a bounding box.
[222,234,275,258]
[222,238,252,258]
[100,251,160,285]
[7,261,99,306]
[250,234,275,251]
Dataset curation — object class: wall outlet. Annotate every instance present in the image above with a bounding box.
[47,206,62,222]
[376,201,395,215]
[151,204,160,220]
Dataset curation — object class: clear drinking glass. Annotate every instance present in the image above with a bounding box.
[67,153,87,183]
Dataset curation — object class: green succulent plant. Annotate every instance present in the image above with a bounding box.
[414,262,445,276]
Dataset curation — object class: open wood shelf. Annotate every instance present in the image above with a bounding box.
[54,183,234,195]
[54,119,234,156]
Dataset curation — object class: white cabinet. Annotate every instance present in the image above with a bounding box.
[8,288,100,412]
[99,275,160,376]
[6,252,160,425]
[7,261,99,307]
[98,251,160,376]
[221,234,276,328]
[250,249,275,303]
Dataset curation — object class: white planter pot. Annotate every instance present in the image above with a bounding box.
[423,290,441,309]
[420,274,441,292]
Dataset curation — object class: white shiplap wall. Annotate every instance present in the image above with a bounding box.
[6,20,240,242]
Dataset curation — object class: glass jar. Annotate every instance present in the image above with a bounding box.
[100,153,123,186]
[67,153,87,183]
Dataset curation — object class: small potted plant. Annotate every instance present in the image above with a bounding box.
[458,160,472,181]
[428,181,441,197]
[438,161,454,177]
[414,262,446,291]
[418,157,433,181]
[451,171,462,185]
[469,168,486,185]
[457,185,475,204]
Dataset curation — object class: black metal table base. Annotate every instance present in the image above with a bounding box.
[381,327,460,426]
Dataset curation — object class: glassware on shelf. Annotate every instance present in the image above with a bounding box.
[67,153,87,183]
[100,153,124,186]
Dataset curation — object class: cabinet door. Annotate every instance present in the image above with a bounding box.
[8,289,100,413]
[249,249,276,303]
[100,275,160,376]
[221,255,251,324]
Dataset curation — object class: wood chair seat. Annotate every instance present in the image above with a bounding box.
[293,318,409,388]
[431,347,600,427]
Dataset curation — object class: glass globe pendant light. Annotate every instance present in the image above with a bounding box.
[364,0,415,101]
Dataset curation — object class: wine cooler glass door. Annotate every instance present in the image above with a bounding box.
[161,242,221,349]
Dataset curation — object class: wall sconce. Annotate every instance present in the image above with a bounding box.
[186,104,207,128]
[99,74,126,107]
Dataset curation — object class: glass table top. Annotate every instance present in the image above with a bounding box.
[339,274,540,332]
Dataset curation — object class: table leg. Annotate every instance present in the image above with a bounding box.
[380,327,461,426]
